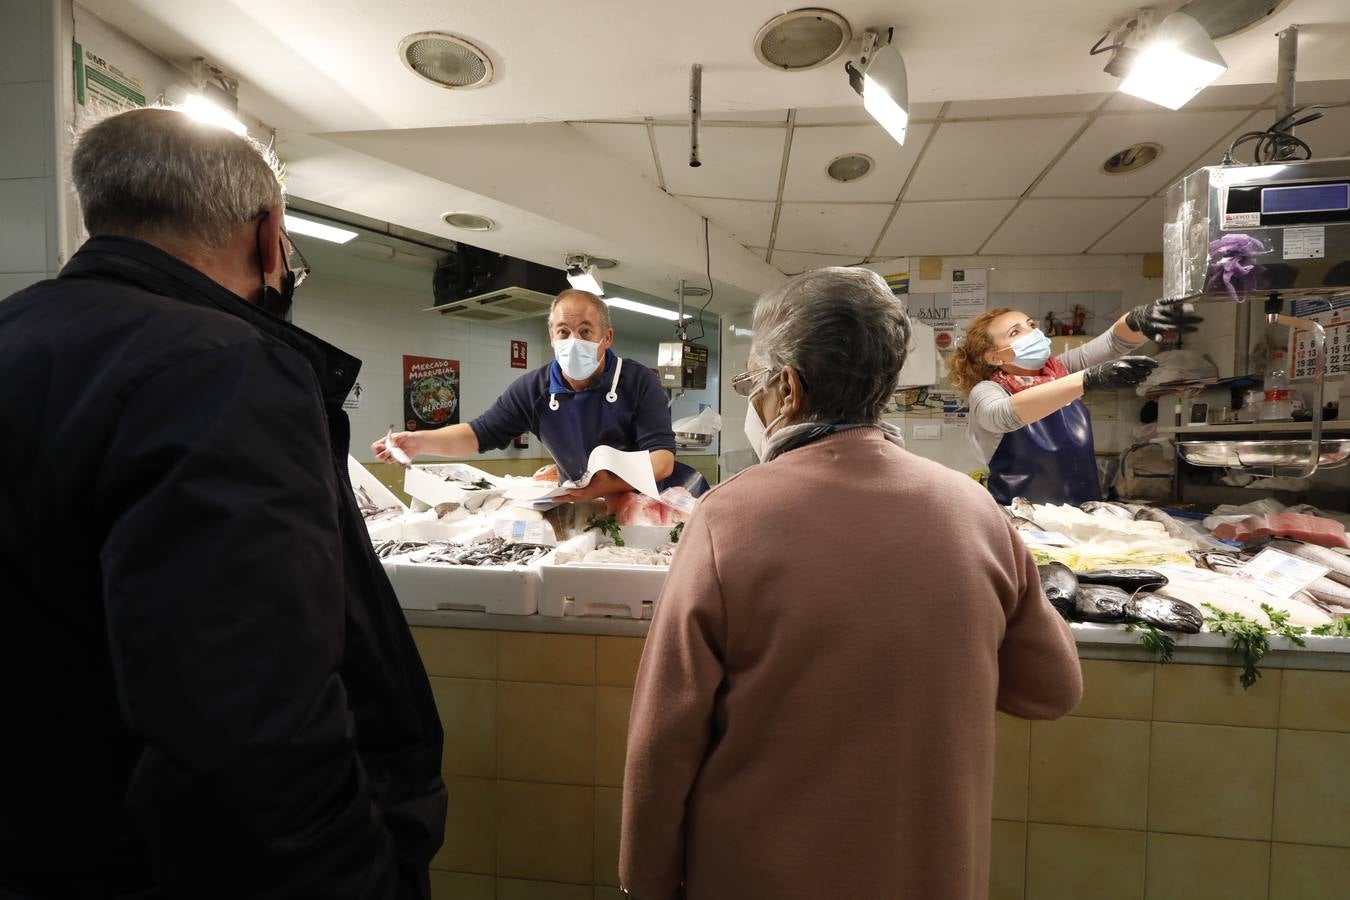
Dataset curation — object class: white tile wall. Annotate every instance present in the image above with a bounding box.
[1,0,59,285]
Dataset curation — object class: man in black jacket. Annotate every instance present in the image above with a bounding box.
[0,107,446,898]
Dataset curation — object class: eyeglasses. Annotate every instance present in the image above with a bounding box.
[731,367,770,397]
[282,229,311,289]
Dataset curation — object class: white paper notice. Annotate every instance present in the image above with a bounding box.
[1232,547,1330,600]
[343,381,366,410]
[950,267,988,322]
[1020,530,1076,547]
[1283,226,1326,260]
[503,446,661,501]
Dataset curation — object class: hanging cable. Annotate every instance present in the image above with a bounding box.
[692,216,714,341]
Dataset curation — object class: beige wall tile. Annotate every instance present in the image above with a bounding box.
[430,871,494,900]
[994,713,1030,822]
[430,677,496,778]
[990,820,1026,900]
[1029,717,1149,830]
[433,776,496,875]
[1149,723,1277,841]
[1280,669,1350,733]
[596,687,633,788]
[1025,824,1145,900]
[595,787,622,888]
[1076,659,1154,720]
[596,637,645,688]
[413,626,497,680]
[498,633,596,685]
[1154,664,1281,729]
[1270,842,1350,899]
[497,879,591,900]
[1144,833,1270,900]
[1274,729,1350,847]
[498,682,595,785]
[497,780,595,885]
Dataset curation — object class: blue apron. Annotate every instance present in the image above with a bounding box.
[987,396,1100,506]
[540,356,710,497]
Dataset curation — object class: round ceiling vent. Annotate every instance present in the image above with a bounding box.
[399,32,495,90]
[827,153,874,182]
[1102,143,1162,175]
[677,284,711,297]
[589,256,619,269]
[754,8,852,72]
[442,212,496,231]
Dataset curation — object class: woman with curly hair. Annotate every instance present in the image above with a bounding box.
[948,299,1201,505]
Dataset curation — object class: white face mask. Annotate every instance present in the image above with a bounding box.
[742,377,784,462]
[553,337,602,381]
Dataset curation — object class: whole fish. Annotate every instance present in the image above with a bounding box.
[1262,539,1350,589]
[1188,549,1244,574]
[1011,497,1038,522]
[1134,506,1213,547]
[1124,593,1203,633]
[1037,563,1078,617]
[1081,501,1138,519]
[1012,516,1043,532]
[1078,569,1169,592]
[1072,585,1132,623]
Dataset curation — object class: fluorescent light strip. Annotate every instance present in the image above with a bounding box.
[566,266,604,295]
[863,74,908,145]
[284,214,359,244]
[605,296,690,322]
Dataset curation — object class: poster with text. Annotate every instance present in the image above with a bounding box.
[402,356,460,431]
[950,267,988,323]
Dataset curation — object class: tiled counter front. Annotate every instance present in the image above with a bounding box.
[412,626,1350,900]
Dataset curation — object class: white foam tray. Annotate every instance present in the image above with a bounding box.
[382,526,543,615]
[538,528,672,619]
[404,462,507,511]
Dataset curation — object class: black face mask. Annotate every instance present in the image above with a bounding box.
[256,220,296,322]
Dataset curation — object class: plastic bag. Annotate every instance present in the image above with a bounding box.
[609,487,696,526]
[672,407,723,435]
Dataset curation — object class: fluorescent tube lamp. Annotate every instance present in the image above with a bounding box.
[847,29,908,146]
[1118,12,1226,110]
[566,264,604,295]
[605,296,689,322]
[177,94,248,136]
[283,214,358,244]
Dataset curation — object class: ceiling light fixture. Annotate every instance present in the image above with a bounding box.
[442,212,495,231]
[566,264,604,295]
[1093,9,1227,110]
[753,8,853,72]
[1101,142,1162,174]
[827,153,874,182]
[399,31,495,90]
[284,214,358,244]
[177,94,247,136]
[845,28,908,146]
[605,296,690,322]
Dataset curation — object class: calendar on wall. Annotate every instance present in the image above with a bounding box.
[1289,306,1349,380]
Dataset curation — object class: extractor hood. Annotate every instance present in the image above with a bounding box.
[425,245,568,323]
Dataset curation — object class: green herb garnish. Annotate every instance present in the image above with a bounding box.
[1312,618,1350,637]
[585,513,624,547]
[1261,603,1307,648]
[1125,621,1175,663]
[1203,605,1272,689]
[669,521,685,543]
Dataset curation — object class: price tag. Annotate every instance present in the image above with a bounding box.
[1232,547,1330,600]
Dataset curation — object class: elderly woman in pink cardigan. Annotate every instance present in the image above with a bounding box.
[619,267,1082,900]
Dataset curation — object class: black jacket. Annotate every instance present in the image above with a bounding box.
[0,238,446,899]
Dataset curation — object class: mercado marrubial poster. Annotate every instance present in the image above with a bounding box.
[402,355,461,431]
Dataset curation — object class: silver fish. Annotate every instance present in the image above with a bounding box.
[1081,501,1138,519]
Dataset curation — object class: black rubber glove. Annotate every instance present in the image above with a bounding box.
[1125,298,1204,342]
[1082,356,1159,391]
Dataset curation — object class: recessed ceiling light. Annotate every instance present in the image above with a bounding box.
[399,32,495,90]
[442,212,496,231]
[589,256,619,269]
[754,8,852,72]
[827,153,874,182]
[1102,142,1162,174]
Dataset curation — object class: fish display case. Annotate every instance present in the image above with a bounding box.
[538,526,675,620]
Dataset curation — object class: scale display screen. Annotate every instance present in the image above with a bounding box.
[1261,182,1350,215]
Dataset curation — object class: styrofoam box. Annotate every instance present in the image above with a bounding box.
[404,463,507,511]
[366,516,486,543]
[349,455,407,511]
[383,527,542,615]
[538,527,673,619]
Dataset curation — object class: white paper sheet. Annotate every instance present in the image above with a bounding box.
[503,445,661,501]
[1232,547,1330,600]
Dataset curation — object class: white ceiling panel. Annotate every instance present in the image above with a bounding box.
[1293,80,1350,104]
[982,198,1142,255]
[904,117,1087,201]
[774,203,893,256]
[782,123,933,203]
[793,102,946,126]
[653,124,785,200]
[1105,82,1275,112]
[1032,110,1248,198]
[874,199,1016,257]
[946,93,1106,118]
[766,249,865,276]
[675,197,775,247]
[652,109,788,124]
[570,122,659,184]
[1090,198,1163,254]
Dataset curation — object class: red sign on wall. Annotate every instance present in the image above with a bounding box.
[510,340,528,369]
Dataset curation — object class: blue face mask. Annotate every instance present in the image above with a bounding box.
[1005,328,1053,370]
[553,337,602,381]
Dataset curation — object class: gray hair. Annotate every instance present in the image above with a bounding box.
[750,267,912,422]
[72,106,284,248]
[550,289,612,332]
